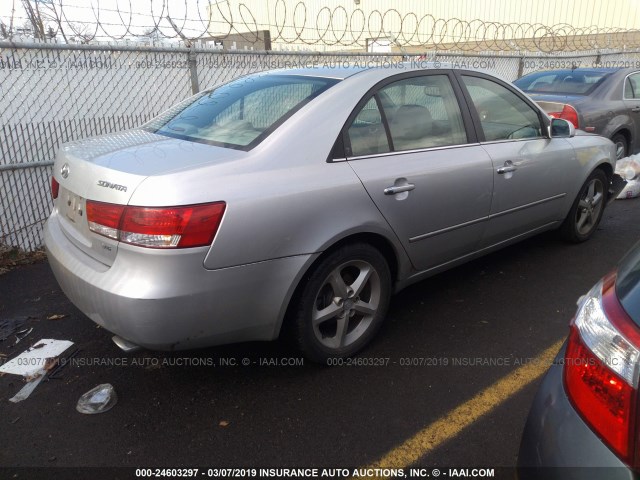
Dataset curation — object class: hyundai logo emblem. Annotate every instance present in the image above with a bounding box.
[61,163,70,179]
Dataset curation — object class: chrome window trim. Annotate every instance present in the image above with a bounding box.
[344,142,480,161]
[480,136,547,146]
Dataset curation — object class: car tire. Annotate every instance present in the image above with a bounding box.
[289,243,391,363]
[560,169,608,243]
[611,133,628,160]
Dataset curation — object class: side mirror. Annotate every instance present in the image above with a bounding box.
[549,118,575,138]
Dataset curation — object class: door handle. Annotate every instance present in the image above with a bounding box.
[497,160,517,175]
[497,165,517,174]
[384,183,415,195]
[632,107,640,113]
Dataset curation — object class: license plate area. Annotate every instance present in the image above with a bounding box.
[62,191,86,225]
[57,187,118,267]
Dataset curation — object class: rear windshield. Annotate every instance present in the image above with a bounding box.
[616,241,640,324]
[143,75,339,150]
[514,70,611,95]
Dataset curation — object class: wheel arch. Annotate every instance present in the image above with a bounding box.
[612,127,631,141]
[273,231,406,340]
[565,160,613,209]
[559,166,610,242]
[595,160,613,181]
[611,128,631,152]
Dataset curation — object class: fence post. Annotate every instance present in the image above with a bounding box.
[188,46,199,94]
[517,56,525,79]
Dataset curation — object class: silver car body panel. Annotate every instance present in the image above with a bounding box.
[347,143,493,272]
[479,137,573,246]
[45,64,618,349]
[46,208,320,348]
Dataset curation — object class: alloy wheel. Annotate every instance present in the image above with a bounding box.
[575,177,604,236]
[615,140,627,160]
[311,260,381,349]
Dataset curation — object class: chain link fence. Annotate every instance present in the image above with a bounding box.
[2,41,640,251]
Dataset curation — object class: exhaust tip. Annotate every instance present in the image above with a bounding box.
[112,335,142,353]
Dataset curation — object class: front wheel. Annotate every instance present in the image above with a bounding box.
[289,243,391,363]
[559,169,608,243]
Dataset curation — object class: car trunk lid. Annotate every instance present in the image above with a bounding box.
[526,93,586,113]
[52,129,243,266]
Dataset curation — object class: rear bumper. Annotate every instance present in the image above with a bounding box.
[517,343,634,479]
[44,211,316,350]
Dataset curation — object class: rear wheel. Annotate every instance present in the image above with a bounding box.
[560,169,608,243]
[611,133,628,160]
[289,243,391,363]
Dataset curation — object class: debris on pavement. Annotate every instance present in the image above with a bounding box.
[616,155,640,199]
[0,246,46,275]
[47,347,80,380]
[0,339,74,378]
[14,327,34,345]
[218,420,230,427]
[9,373,47,403]
[46,314,67,321]
[0,316,28,342]
[1,339,75,402]
[76,383,118,414]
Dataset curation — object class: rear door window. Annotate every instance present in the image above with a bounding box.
[346,73,468,157]
[379,75,467,151]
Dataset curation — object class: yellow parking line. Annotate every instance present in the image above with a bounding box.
[361,340,564,474]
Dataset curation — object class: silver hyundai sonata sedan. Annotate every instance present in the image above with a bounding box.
[44,64,623,361]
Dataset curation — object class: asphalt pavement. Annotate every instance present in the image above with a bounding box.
[1,198,639,478]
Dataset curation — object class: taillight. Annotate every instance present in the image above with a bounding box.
[564,275,640,465]
[86,202,125,240]
[548,104,579,129]
[51,177,59,200]
[86,201,225,249]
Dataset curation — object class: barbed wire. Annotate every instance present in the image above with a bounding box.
[1,1,640,52]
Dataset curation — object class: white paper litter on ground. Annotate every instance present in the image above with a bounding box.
[9,374,47,403]
[616,155,640,199]
[0,339,74,378]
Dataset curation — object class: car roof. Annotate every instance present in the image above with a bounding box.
[264,66,368,80]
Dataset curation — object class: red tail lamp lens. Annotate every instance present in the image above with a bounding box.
[86,201,226,248]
